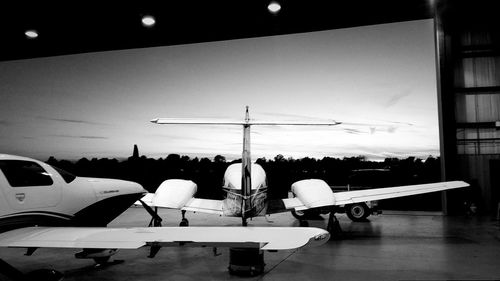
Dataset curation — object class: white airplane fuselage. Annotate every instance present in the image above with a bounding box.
[0,154,146,233]
[222,163,268,217]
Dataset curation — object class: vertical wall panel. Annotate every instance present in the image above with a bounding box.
[460,30,492,46]
[474,57,500,87]
[477,94,498,121]
[459,58,475,87]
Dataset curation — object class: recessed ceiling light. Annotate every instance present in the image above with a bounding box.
[142,15,156,27]
[25,30,38,39]
[267,1,281,14]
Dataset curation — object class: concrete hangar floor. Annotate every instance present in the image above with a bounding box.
[2,208,500,281]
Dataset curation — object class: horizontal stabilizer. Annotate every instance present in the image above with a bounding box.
[151,118,340,126]
[151,118,245,125]
[0,226,330,251]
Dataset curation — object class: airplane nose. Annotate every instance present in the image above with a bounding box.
[127,181,147,194]
[118,180,146,195]
[87,178,146,198]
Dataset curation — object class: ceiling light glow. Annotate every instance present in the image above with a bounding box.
[142,15,156,27]
[268,1,281,14]
[25,30,38,39]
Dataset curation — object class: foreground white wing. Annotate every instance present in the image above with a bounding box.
[0,226,329,251]
[332,180,468,205]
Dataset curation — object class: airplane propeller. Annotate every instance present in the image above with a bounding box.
[138,199,162,227]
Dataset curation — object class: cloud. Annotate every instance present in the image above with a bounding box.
[343,128,366,135]
[0,120,9,126]
[387,126,397,133]
[37,116,107,126]
[369,126,397,134]
[385,89,412,107]
[340,122,404,135]
[260,112,322,120]
[382,120,414,126]
[49,134,108,139]
[150,131,241,142]
[150,134,201,140]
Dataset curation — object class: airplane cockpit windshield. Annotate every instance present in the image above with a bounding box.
[50,165,76,184]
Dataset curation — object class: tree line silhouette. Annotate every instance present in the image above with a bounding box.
[46,154,443,210]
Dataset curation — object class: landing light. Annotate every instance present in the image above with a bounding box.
[142,15,156,27]
[314,233,329,241]
[267,1,281,14]
[25,30,38,39]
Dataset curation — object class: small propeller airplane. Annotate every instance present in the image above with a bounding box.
[0,153,329,281]
[143,106,469,231]
[0,107,468,280]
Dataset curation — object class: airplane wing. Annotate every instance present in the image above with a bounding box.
[332,181,467,205]
[0,226,329,251]
[284,180,469,211]
[182,198,223,215]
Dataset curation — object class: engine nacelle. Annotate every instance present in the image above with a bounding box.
[291,179,335,208]
[153,179,197,208]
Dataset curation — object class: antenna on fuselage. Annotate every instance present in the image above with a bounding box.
[245,106,250,123]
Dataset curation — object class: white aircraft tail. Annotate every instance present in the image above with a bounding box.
[151,106,340,225]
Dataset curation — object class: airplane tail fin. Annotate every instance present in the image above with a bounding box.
[151,107,340,225]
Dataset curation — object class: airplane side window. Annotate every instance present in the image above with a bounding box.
[0,160,54,187]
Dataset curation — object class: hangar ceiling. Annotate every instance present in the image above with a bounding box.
[0,0,434,61]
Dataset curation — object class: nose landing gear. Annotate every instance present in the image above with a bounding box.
[179,210,189,227]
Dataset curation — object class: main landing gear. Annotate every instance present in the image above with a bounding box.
[326,211,343,239]
[294,208,343,239]
[345,203,370,222]
[179,210,189,227]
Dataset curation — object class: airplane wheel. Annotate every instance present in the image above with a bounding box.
[26,269,64,281]
[292,209,321,220]
[346,203,370,222]
[180,218,189,227]
[291,209,307,220]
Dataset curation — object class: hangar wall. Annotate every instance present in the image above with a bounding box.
[436,0,500,215]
